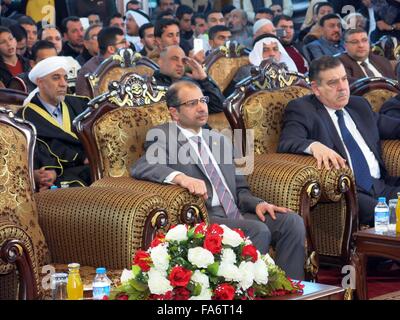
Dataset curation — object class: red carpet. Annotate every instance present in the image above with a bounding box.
[318,263,400,299]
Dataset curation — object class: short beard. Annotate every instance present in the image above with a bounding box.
[55,95,65,104]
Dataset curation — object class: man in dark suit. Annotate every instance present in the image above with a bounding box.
[278,56,400,226]
[338,28,395,84]
[131,80,306,279]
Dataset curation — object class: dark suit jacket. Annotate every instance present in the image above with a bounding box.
[380,93,400,118]
[131,122,263,217]
[277,94,400,181]
[338,52,395,84]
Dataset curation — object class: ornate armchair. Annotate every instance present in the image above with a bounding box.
[224,61,359,275]
[371,35,400,71]
[204,41,250,94]
[86,48,159,98]
[0,107,168,299]
[0,88,28,114]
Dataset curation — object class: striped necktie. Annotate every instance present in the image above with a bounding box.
[191,135,243,220]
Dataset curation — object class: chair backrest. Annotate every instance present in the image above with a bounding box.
[224,60,311,154]
[87,48,159,98]
[0,89,28,114]
[204,41,250,93]
[7,77,28,93]
[74,74,170,181]
[350,77,400,112]
[0,107,50,274]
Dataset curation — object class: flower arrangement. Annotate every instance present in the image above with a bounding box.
[110,223,304,300]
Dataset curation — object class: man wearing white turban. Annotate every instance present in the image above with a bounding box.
[125,10,150,51]
[17,56,91,191]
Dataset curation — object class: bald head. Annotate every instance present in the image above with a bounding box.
[159,45,186,80]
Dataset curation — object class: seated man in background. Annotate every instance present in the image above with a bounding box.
[278,56,400,226]
[338,28,395,84]
[17,56,91,190]
[208,25,231,51]
[153,45,225,114]
[131,80,306,280]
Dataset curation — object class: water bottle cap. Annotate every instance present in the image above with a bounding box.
[378,197,386,203]
[96,267,106,274]
[50,185,58,189]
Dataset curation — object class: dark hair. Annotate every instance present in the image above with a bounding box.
[314,2,334,15]
[154,18,179,38]
[38,24,61,40]
[126,0,140,10]
[273,14,292,26]
[139,22,154,39]
[61,16,81,35]
[344,27,368,41]
[309,56,342,82]
[191,13,206,26]
[9,24,27,41]
[97,26,124,55]
[0,26,12,36]
[319,13,341,27]
[176,5,193,20]
[17,15,36,26]
[156,9,176,20]
[221,4,235,16]
[31,40,56,61]
[205,9,222,21]
[255,8,274,16]
[208,25,230,40]
[107,13,124,26]
[166,80,200,108]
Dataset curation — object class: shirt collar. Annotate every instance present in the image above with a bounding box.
[176,122,203,140]
[37,94,60,114]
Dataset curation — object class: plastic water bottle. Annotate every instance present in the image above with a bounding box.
[374,197,389,233]
[92,267,111,300]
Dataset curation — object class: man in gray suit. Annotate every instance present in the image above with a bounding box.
[131,80,306,280]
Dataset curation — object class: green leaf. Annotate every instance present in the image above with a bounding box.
[187,226,195,239]
[192,283,202,296]
[207,262,219,276]
[132,265,141,278]
[128,278,148,292]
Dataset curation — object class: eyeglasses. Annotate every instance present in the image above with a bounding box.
[345,38,369,45]
[177,96,209,108]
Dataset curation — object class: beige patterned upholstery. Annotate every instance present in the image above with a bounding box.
[362,89,398,113]
[0,109,169,299]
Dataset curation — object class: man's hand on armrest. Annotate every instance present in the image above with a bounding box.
[172,173,208,200]
[309,142,347,170]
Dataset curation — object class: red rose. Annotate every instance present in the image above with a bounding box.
[169,266,192,287]
[150,233,166,248]
[150,291,173,300]
[173,287,191,300]
[206,224,224,236]
[203,234,222,254]
[247,287,255,299]
[213,283,235,300]
[133,250,152,272]
[233,228,245,239]
[194,222,207,235]
[117,294,129,300]
[241,244,258,262]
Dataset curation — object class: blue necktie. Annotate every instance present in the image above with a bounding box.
[335,109,373,191]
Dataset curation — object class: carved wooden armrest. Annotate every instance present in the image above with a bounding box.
[91,177,208,225]
[34,187,168,270]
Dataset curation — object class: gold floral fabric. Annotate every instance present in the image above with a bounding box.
[362,89,398,113]
[0,123,50,274]
[208,56,249,92]
[94,102,171,178]
[242,86,311,155]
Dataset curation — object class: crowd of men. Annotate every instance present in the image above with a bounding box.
[3,0,400,279]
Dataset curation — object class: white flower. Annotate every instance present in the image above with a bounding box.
[217,262,241,282]
[238,261,255,290]
[188,247,214,268]
[189,288,213,300]
[147,268,173,295]
[220,225,244,247]
[191,270,210,289]
[254,259,269,285]
[120,268,134,283]
[150,243,170,271]
[263,253,275,266]
[165,224,188,242]
[221,248,236,265]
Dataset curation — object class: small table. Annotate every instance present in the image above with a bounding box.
[266,281,344,300]
[352,228,400,300]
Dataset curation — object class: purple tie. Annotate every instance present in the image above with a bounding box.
[191,136,243,220]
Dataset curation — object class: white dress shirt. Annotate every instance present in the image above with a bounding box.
[164,123,234,207]
[358,58,382,77]
[324,106,381,179]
